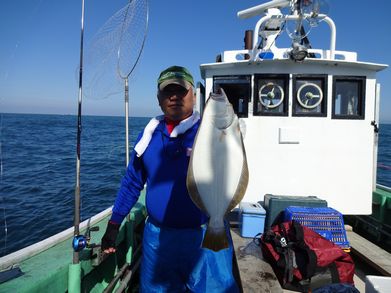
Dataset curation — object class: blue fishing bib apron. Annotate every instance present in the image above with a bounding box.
[140,218,239,293]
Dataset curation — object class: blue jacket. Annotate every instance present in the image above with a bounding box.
[111,119,208,228]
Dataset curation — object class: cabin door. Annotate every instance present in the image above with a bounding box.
[372,83,381,190]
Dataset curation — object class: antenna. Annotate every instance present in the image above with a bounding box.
[285,0,329,42]
[301,0,330,27]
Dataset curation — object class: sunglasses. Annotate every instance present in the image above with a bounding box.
[160,85,189,98]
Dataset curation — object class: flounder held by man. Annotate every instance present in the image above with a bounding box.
[187,88,249,251]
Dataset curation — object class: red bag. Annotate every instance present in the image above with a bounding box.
[261,220,355,292]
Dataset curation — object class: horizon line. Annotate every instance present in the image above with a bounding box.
[0,111,153,119]
[2,112,391,124]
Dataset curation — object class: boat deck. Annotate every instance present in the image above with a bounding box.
[347,229,391,276]
[230,228,283,292]
[230,228,378,292]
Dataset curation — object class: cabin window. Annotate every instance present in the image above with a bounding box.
[254,74,289,116]
[213,75,251,118]
[332,76,365,119]
[293,75,327,117]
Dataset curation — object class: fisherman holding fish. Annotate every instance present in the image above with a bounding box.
[101,66,240,292]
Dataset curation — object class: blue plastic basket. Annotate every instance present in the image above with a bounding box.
[283,206,350,250]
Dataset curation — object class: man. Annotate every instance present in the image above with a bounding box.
[101,66,239,292]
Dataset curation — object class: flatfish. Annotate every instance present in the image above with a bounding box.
[187,88,249,251]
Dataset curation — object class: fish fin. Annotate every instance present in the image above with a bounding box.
[202,227,229,252]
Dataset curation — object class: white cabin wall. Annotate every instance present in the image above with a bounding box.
[242,118,374,215]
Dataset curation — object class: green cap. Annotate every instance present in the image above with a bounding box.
[157,66,194,91]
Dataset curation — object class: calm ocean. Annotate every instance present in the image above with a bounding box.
[0,113,390,256]
[0,113,149,257]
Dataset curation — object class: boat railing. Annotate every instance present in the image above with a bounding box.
[250,13,336,60]
[234,0,348,62]
[220,48,357,63]
[377,183,391,193]
[0,206,113,271]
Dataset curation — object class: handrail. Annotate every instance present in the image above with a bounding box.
[0,207,112,271]
[251,14,336,60]
[377,184,391,193]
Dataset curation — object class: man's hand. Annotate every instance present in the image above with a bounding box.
[101,221,120,254]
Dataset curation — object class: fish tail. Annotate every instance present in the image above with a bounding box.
[202,227,229,252]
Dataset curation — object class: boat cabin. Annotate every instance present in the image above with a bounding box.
[195,0,388,215]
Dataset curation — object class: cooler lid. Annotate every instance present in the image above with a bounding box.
[240,202,266,214]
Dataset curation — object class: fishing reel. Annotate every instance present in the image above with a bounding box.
[72,226,100,252]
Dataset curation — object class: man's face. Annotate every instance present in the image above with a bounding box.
[158,84,195,121]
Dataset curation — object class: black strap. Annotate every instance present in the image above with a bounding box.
[264,222,318,283]
[291,221,317,279]
[286,248,296,283]
[277,223,296,283]
[328,262,340,283]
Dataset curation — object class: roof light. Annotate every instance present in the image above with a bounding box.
[290,42,308,61]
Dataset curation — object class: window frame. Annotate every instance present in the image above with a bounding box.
[253,74,290,117]
[332,76,366,120]
[212,75,252,118]
[292,75,328,117]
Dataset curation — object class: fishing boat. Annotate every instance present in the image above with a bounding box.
[1,0,390,292]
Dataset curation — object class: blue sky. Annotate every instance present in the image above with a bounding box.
[1,0,390,122]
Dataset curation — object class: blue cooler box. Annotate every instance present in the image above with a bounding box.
[239,202,266,238]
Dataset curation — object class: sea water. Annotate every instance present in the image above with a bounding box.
[0,113,390,256]
[0,113,148,257]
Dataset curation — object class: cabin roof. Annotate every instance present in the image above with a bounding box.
[200,58,388,79]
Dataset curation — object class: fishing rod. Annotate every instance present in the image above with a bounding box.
[0,113,8,257]
[73,0,85,265]
[71,0,102,268]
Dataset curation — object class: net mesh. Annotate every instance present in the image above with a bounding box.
[83,0,148,100]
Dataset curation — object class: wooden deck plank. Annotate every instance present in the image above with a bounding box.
[347,230,391,276]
